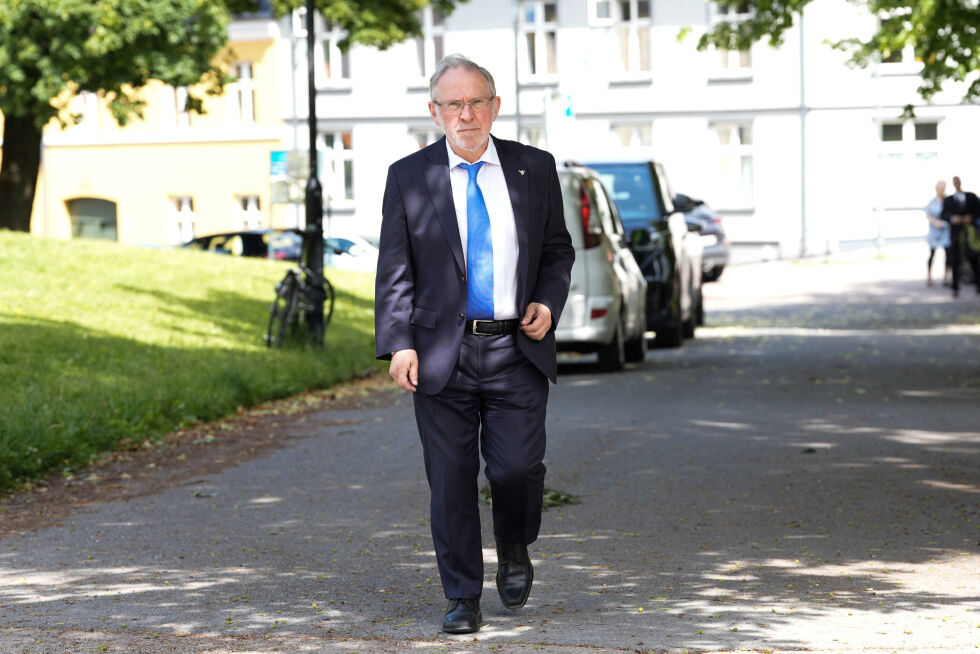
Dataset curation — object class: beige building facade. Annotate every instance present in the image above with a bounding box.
[21,17,285,246]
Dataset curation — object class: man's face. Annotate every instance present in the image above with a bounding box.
[952,176,962,192]
[429,67,501,162]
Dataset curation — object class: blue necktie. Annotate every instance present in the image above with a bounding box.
[460,162,494,320]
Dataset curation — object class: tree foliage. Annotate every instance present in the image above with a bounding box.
[699,0,980,106]
[0,0,467,232]
[265,0,466,51]
[0,0,231,130]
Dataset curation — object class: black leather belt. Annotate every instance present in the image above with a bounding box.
[465,319,519,335]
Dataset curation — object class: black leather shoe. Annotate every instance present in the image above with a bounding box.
[442,598,481,634]
[495,538,533,609]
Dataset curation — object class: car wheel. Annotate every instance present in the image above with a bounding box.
[597,318,626,372]
[624,323,647,363]
[695,287,705,326]
[683,285,701,338]
[703,265,724,282]
[652,316,683,348]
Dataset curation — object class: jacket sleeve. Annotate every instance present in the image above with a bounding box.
[374,165,416,360]
[529,152,575,330]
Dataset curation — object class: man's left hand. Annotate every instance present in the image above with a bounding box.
[520,302,552,341]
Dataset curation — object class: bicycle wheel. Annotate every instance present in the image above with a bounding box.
[266,270,300,347]
[322,274,336,333]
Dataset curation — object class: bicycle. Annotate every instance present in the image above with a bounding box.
[265,262,335,347]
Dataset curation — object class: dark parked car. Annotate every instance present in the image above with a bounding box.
[583,160,704,348]
[183,229,303,260]
[676,194,729,282]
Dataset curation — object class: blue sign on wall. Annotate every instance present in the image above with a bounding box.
[270,150,288,177]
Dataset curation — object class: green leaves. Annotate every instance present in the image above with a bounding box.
[269,0,468,51]
[0,0,230,127]
[698,0,980,106]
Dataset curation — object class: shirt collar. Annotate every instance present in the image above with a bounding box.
[445,136,500,170]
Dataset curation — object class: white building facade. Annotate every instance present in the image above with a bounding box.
[271,0,980,259]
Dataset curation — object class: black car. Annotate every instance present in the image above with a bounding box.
[676,194,729,282]
[583,160,704,348]
[182,229,303,261]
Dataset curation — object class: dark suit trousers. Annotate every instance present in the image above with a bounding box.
[949,226,980,293]
[412,331,549,600]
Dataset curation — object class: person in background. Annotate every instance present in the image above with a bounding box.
[924,180,951,287]
[941,175,980,297]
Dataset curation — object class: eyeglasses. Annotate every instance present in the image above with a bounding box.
[433,97,495,114]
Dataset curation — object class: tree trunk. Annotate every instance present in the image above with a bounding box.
[0,115,43,232]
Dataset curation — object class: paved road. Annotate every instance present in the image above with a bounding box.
[2,245,978,653]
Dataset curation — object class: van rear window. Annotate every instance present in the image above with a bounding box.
[586,163,661,230]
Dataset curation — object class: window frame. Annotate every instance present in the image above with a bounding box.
[319,130,355,205]
[595,0,653,77]
[707,2,753,81]
[518,0,559,82]
[319,21,352,87]
[413,6,446,83]
[228,61,256,125]
[710,121,755,209]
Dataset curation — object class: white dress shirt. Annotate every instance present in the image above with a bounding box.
[446,139,520,320]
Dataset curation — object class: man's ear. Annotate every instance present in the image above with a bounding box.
[491,96,501,122]
[429,102,442,128]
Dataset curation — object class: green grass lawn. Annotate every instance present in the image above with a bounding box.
[0,230,382,490]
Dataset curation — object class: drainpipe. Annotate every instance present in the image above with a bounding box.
[798,10,807,259]
[513,0,522,140]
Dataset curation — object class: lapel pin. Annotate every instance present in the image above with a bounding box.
[518,169,526,176]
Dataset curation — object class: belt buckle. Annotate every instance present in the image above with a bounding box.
[471,319,489,335]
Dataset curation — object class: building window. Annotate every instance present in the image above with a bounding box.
[519,1,558,78]
[879,17,921,66]
[167,196,196,244]
[320,131,354,202]
[229,62,256,124]
[712,122,754,207]
[73,91,100,128]
[877,119,940,207]
[174,86,191,127]
[519,127,546,149]
[709,1,752,75]
[234,195,262,229]
[410,128,441,149]
[321,22,351,83]
[68,198,118,241]
[415,7,446,79]
[593,1,651,73]
[612,123,652,148]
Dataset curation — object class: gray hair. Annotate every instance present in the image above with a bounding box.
[429,54,496,101]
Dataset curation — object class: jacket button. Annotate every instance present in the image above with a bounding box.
[458,313,465,319]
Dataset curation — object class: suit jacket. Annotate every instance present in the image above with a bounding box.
[942,191,980,229]
[375,135,575,395]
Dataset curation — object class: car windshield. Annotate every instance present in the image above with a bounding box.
[586,163,661,231]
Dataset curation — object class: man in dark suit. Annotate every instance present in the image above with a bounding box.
[374,54,574,634]
[942,175,980,297]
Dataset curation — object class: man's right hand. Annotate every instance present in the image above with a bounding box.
[389,349,419,392]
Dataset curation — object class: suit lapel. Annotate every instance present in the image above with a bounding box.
[424,138,465,275]
[495,136,530,307]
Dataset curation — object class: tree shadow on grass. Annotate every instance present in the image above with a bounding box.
[0,304,378,487]
[112,283,375,346]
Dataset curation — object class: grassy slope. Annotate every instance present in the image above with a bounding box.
[0,231,381,488]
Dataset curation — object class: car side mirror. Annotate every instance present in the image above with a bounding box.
[673,193,693,213]
[630,229,652,247]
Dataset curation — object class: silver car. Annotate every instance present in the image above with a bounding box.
[555,163,647,371]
